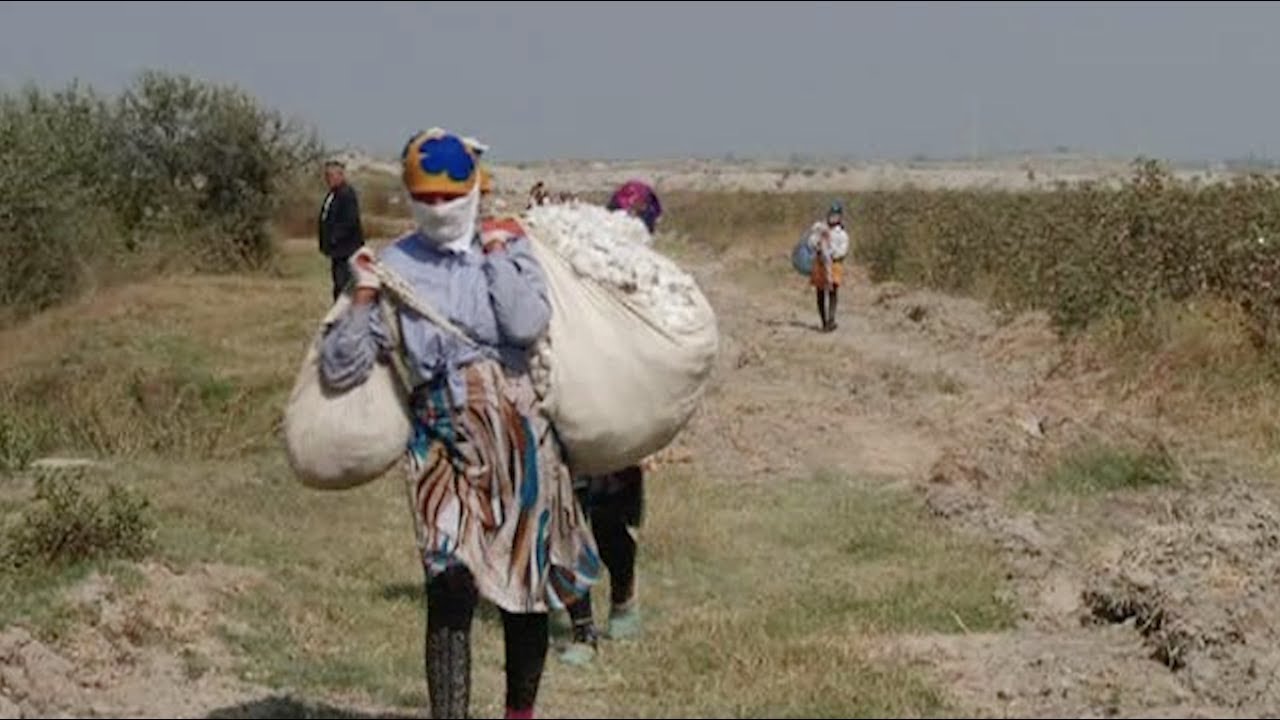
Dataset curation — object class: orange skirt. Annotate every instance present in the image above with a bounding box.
[810,257,843,289]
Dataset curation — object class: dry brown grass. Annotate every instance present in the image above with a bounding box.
[273,170,410,241]
[0,241,326,467]
[53,455,1006,718]
[662,187,1280,469]
[0,237,1015,717]
[1081,299,1280,468]
[665,163,1280,349]
[13,182,1278,716]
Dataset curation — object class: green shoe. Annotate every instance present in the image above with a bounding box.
[557,640,597,667]
[606,606,642,640]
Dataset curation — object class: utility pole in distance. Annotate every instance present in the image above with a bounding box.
[969,96,980,162]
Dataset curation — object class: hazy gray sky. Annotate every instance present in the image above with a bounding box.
[2,1,1277,162]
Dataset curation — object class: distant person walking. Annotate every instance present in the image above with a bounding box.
[318,159,365,300]
[807,201,849,332]
[527,181,550,209]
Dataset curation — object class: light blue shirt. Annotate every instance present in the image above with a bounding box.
[319,231,551,406]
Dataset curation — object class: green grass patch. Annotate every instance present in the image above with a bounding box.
[1017,442,1181,514]
[10,455,1012,717]
[1044,443,1179,496]
[0,234,1017,715]
[0,464,158,640]
[2,470,156,571]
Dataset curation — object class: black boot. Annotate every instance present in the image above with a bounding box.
[502,611,550,717]
[827,288,839,332]
[816,288,828,331]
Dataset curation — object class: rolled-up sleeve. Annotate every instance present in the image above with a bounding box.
[484,238,551,347]
[319,301,394,391]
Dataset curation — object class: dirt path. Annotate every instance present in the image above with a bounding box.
[4,246,1279,718]
[681,256,1280,718]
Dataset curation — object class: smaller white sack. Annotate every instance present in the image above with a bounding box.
[282,293,411,491]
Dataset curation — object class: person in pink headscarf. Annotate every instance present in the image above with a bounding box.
[558,180,663,666]
[607,180,662,233]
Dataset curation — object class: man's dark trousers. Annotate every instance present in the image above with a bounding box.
[331,256,354,301]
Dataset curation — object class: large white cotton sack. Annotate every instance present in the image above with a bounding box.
[521,203,719,476]
[282,294,411,490]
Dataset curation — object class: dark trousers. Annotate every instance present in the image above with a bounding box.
[816,287,839,332]
[591,475,642,607]
[330,256,353,301]
[566,467,644,638]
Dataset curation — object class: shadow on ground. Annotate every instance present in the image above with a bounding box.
[378,582,502,626]
[378,582,423,605]
[206,695,418,719]
[758,316,824,332]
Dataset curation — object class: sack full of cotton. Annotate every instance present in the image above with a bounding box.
[520,202,719,476]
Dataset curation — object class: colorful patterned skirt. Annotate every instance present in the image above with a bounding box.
[404,359,600,614]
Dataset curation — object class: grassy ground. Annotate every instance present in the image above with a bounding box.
[1011,442,1182,518]
[0,237,1016,717]
[54,457,1011,717]
[6,189,1280,717]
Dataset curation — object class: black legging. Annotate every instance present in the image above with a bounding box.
[816,286,839,330]
[425,566,548,718]
[567,468,643,639]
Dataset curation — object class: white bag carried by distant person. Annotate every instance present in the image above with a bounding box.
[520,204,720,476]
[282,291,412,491]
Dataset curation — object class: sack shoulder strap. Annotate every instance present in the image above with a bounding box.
[372,260,478,348]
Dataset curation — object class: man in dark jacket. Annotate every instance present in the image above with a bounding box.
[318,160,364,300]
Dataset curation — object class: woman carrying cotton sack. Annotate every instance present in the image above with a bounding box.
[318,128,599,720]
[556,179,662,666]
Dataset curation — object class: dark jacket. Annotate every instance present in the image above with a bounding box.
[318,182,364,259]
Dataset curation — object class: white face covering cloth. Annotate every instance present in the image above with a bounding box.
[411,183,479,253]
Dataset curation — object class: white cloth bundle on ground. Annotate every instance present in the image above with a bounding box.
[521,203,719,476]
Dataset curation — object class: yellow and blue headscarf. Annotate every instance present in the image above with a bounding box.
[401,129,480,196]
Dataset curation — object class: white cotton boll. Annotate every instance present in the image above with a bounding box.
[522,203,708,353]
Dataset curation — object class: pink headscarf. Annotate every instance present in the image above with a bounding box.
[607,180,662,232]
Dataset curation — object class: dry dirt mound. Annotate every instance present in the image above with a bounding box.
[0,563,263,719]
[887,628,1245,719]
[1083,480,1280,711]
[7,235,1279,718]
[728,262,1277,716]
